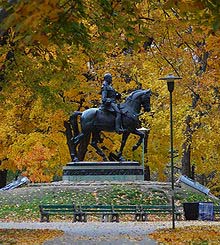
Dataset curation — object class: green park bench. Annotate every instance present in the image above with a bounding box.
[139,204,182,221]
[39,204,183,222]
[39,204,76,222]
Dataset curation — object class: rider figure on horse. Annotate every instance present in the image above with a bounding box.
[100,73,125,134]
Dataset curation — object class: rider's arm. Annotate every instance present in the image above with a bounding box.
[101,84,108,104]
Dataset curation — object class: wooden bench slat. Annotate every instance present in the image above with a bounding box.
[43,210,74,213]
[79,205,112,208]
[78,205,113,213]
[113,205,138,208]
[40,204,74,208]
[79,210,113,213]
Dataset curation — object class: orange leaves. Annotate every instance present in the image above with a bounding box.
[32,33,49,46]
[0,229,64,245]
[8,133,62,182]
[149,225,220,244]
[0,83,69,182]
[12,0,61,29]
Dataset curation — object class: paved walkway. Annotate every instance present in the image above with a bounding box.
[1,221,220,244]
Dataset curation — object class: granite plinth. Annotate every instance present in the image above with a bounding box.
[63,161,144,181]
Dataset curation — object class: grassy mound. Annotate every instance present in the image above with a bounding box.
[0,182,217,221]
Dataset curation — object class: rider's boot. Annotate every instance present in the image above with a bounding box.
[115,113,125,134]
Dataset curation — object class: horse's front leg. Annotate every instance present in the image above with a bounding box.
[117,132,130,161]
[90,131,108,161]
[132,129,145,151]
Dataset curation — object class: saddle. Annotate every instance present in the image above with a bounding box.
[94,109,115,126]
[95,106,139,127]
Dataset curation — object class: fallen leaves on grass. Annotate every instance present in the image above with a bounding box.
[149,225,220,244]
[0,229,64,245]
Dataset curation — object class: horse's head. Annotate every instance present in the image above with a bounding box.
[125,89,151,114]
[141,89,151,112]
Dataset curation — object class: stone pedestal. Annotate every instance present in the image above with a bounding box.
[63,161,144,181]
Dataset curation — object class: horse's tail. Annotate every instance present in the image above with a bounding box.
[69,111,82,137]
[69,111,90,161]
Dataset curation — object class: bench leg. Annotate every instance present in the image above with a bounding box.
[73,213,83,222]
[40,213,49,222]
[73,212,87,222]
[80,213,87,222]
[102,214,110,222]
[73,213,80,222]
[175,213,182,221]
[141,213,147,221]
[111,213,119,222]
[134,213,147,222]
[135,213,142,221]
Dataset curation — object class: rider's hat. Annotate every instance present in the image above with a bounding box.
[104,72,112,79]
[104,73,112,81]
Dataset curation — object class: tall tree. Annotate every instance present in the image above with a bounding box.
[0,0,219,192]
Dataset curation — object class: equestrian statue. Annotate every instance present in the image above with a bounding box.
[69,73,151,162]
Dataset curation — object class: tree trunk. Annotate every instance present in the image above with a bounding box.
[0,169,7,188]
[181,143,191,176]
[181,114,193,177]
[181,85,201,177]
[144,165,150,181]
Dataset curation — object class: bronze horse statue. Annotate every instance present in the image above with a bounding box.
[69,89,151,162]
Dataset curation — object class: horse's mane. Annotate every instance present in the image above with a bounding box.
[125,89,145,101]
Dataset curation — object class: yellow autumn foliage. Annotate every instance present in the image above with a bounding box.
[0,0,220,189]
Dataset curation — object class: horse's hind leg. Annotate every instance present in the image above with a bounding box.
[71,133,85,162]
[90,132,108,161]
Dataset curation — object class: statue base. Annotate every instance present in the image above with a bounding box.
[62,161,144,181]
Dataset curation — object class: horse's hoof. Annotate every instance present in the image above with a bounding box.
[119,156,126,162]
[71,156,79,162]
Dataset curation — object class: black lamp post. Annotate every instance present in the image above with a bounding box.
[159,74,182,229]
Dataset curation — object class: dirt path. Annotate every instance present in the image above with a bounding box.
[1,221,220,244]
